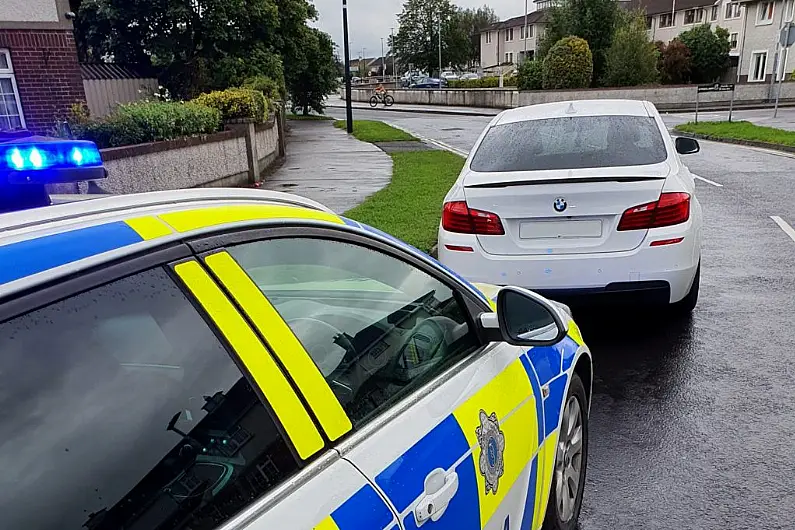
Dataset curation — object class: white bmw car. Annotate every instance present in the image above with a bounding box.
[438,99,703,312]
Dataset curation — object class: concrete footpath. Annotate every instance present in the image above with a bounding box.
[263,120,392,213]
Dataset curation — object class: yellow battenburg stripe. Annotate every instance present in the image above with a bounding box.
[452,359,539,527]
[532,432,559,530]
[472,282,500,311]
[125,216,174,240]
[205,251,352,441]
[313,516,340,530]
[567,319,584,346]
[174,260,324,459]
[159,204,343,233]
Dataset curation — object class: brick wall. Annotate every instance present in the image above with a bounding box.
[0,29,85,134]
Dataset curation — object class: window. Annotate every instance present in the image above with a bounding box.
[505,27,514,41]
[646,16,653,29]
[528,24,534,38]
[758,1,774,23]
[470,115,668,173]
[684,8,704,24]
[730,32,738,49]
[485,31,492,44]
[660,13,674,27]
[786,0,794,20]
[520,24,534,39]
[711,5,719,21]
[0,268,302,530]
[751,51,768,81]
[505,52,514,64]
[227,238,480,428]
[0,50,24,131]
[726,2,742,18]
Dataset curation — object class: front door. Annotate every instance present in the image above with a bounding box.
[197,230,547,529]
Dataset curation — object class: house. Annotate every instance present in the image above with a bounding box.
[349,56,391,77]
[0,0,86,133]
[480,10,548,68]
[736,0,794,82]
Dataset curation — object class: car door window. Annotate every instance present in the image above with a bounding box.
[226,237,480,427]
[0,267,301,530]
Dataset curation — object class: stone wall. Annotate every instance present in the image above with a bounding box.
[344,82,795,110]
[72,115,283,195]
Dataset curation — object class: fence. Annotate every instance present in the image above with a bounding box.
[81,63,159,117]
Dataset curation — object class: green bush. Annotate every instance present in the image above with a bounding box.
[70,101,222,148]
[193,88,267,123]
[679,24,731,83]
[542,36,593,90]
[243,75,286,101]
[447,76,515,88]
[518,60,543,90]
[602,12,659,87]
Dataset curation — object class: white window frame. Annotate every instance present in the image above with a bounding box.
[726,2,742,19]
[786,0,794,20]
[505,27,514,41]
[710,5,719,21]
[750,50,768,81]
[757,1,774,24]
[730,32,739,49]
[0,49,26,131]
[505,52,514,64]
[485,31,492,44]
[660,12,675,28]
[528,24,534,38]
[684,8,704,25]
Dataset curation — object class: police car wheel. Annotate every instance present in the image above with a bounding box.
[543,373,588,530]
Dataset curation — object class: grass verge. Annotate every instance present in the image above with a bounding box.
[287,113,334,120]
[342,121,463,252]
[334,119,419,142]
[674,120,795,147]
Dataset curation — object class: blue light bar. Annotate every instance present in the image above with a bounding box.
[3,140,102,172]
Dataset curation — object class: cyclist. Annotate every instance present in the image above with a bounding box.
[374,83,387,98]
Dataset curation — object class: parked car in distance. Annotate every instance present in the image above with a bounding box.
[441,71,459,80]
[459,72,481,81]
[438,99,703,313]
[410,77,447,89]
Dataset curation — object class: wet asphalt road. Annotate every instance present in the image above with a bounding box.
[330,106,795,528]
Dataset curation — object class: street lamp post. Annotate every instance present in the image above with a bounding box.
[381,38,385,78]
[524,0,528,60]
[341,0,353,133]
[438,15,443,89]
[390,27,397,79]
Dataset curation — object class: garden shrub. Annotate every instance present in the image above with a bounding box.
[518,60,543,90]
[193,88,268,123]
[69,101,222,149]
[542,36,593,89]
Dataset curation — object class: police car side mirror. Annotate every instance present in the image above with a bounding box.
[478,287,568,346]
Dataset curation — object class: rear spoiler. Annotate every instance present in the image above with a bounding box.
[465,175,666,189]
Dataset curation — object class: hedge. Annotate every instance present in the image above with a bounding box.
[542,36,593,90]
[447,76,518,88]
[69,101,222,149]
[193,88,268,123]
[518,60,543,90]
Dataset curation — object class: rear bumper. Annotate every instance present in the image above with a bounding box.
[438,225,700,304]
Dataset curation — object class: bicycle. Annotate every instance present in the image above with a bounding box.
[369,92,394,107]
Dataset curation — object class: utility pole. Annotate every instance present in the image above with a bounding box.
[391,27,396,79]
[341,0,353,133]
[438,14,443,89]
[524,0,528,60]
[381,38,385,78]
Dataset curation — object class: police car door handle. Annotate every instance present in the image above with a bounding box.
[414,468,459,526]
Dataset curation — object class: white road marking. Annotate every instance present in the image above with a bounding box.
[770,216,795,242]
[693,174,724,187]
[382,122,471,157]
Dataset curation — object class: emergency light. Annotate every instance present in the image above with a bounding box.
[1,139,106,184]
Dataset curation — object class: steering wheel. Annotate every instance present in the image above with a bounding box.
[286,317,348,377]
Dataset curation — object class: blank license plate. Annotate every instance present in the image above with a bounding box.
[519,220,602,239]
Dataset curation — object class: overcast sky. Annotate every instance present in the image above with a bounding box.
[311,0,536,61]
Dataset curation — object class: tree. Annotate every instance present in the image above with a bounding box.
[518,59,543,90]
[453,6,499,67]
[536,0,620,85]
[542,36,593,89]
[287,29,339,115]
[679,24,731,83]
[657,39,692,84]
[392,0,471,74]
[73,0,318,100]
[602,12,659,87]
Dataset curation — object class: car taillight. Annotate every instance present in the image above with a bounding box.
[442,201,504,235]
[617,192,690,231]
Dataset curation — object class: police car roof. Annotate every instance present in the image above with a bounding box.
[0,189,338,299]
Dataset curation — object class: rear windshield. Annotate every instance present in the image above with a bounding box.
[470,115,668,172]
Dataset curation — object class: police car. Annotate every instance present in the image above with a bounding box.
[0,136,592,530]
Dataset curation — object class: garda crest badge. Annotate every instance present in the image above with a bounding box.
[476,409,505,495]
